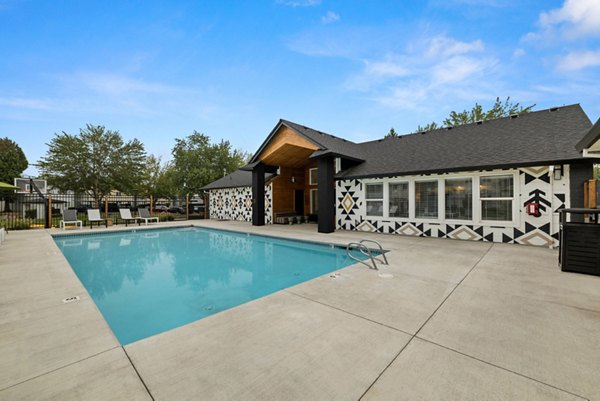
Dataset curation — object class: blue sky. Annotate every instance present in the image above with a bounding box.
[1,0,599,176]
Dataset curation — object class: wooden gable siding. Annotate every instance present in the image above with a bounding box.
[258,126,319,168]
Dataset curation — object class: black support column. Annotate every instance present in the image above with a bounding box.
[317,157,336,233]
[252,163,265,226]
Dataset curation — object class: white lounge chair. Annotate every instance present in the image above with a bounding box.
[119,208,140,227]
[60,209,82,230]
[138,207,159,225]
[87,209,107,229]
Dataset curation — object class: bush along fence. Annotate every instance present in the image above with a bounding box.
[0,187,207,231]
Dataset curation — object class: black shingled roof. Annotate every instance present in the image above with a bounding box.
[205,104,594,190]
[576,117,600,152]
[201,170,275,190]
[249,119,364,164]
[338,104,593,179]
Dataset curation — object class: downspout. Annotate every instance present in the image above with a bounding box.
[548,165,555,249]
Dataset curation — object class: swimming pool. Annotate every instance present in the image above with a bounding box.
[54,226,365,344]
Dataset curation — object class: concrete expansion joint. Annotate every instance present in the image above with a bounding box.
[0,346,121,393]
[122,346,155,401]
[358,243,495,401]
[412,336,590,401]
[284,290,413,337]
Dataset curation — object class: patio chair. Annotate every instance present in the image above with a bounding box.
[87,209,107,229]
[60,209,82,230]
[138,207,159,225]
[119,208,140,227]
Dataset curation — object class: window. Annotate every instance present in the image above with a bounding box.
[389,182,409,218]
[480,175,513,221]
[415,181,438,219]
[365,183,384,217]
[445,178,472,220]
[309,168,318,185]
[310,189,318,214]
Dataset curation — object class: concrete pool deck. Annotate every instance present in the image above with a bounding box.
[1,220,599,400]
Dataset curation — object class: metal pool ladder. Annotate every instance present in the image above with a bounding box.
[346,239,388,270]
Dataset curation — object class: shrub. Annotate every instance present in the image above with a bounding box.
[0,219,31,230]
[25,209,37,219]
[158,214,175,222]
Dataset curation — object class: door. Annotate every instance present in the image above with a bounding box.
[294,190,304,215]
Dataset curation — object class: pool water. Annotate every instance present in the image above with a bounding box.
[54,227,365,344]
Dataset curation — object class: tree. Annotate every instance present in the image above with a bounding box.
[37,124,146,205]
[443,97,535,127]
[155,163,180,199]
[0,137,28,211]
[136,155,180,199]
[411,97,536,133]
[414,121,440,133]
[171,131,248,194]
[0,137,28,184]
[385,128,398,138]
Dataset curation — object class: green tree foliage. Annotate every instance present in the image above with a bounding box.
[443,97,535,127]
[594,164,600,180]
[137,155,180,199]
[37,124,146,205]
[155,163,180,198]
[384,128,398,138]
[171,131,248,194]
[0,137,28,212]
[0,137,28,183]
[410,97,536,134]
[414,121,440,133]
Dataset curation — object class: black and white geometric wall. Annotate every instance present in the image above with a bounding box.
[336,166,569,247]
[208,184,273,224]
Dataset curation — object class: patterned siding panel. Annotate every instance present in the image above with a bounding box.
[209,184,273,224]
[336,166,570,247]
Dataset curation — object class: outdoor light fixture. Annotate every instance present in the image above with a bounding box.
[291,176,295,183]
[553,165,563,180]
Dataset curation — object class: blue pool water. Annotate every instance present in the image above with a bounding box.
[54,227,364,344]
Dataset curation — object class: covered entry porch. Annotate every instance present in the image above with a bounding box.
[246,121,339,233]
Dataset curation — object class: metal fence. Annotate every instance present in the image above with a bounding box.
[0,191,207,231]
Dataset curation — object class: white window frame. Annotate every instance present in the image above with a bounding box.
[335,157,341,174]
[443,177,474,223]
[365,182,384,217]
[476,173,518,225]
[309,168,318,185]
[413,179,440,221]
[310,188,318,214]
[388,181,410,218]
[360,170,520,227]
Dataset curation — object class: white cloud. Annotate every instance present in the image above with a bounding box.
[364,55,410,78]
[426,36,484,58]
[431,56,496,85]
[540,0,600,39]
[66,72,181,96]
[321,11,340,24]
[0,97,53,110]
[557,49,600,71]
[345,35,496,106]
[524,0,600,42]
[512,48,526,59]
[276,0,321,7]
[377,85,429,110]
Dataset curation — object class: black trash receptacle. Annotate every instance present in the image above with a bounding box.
[559,208,600,276]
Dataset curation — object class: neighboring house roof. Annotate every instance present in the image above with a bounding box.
[249,119,365,164]
[575,118,600,153]
[338,104,593,179]
[201,170,275,190]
